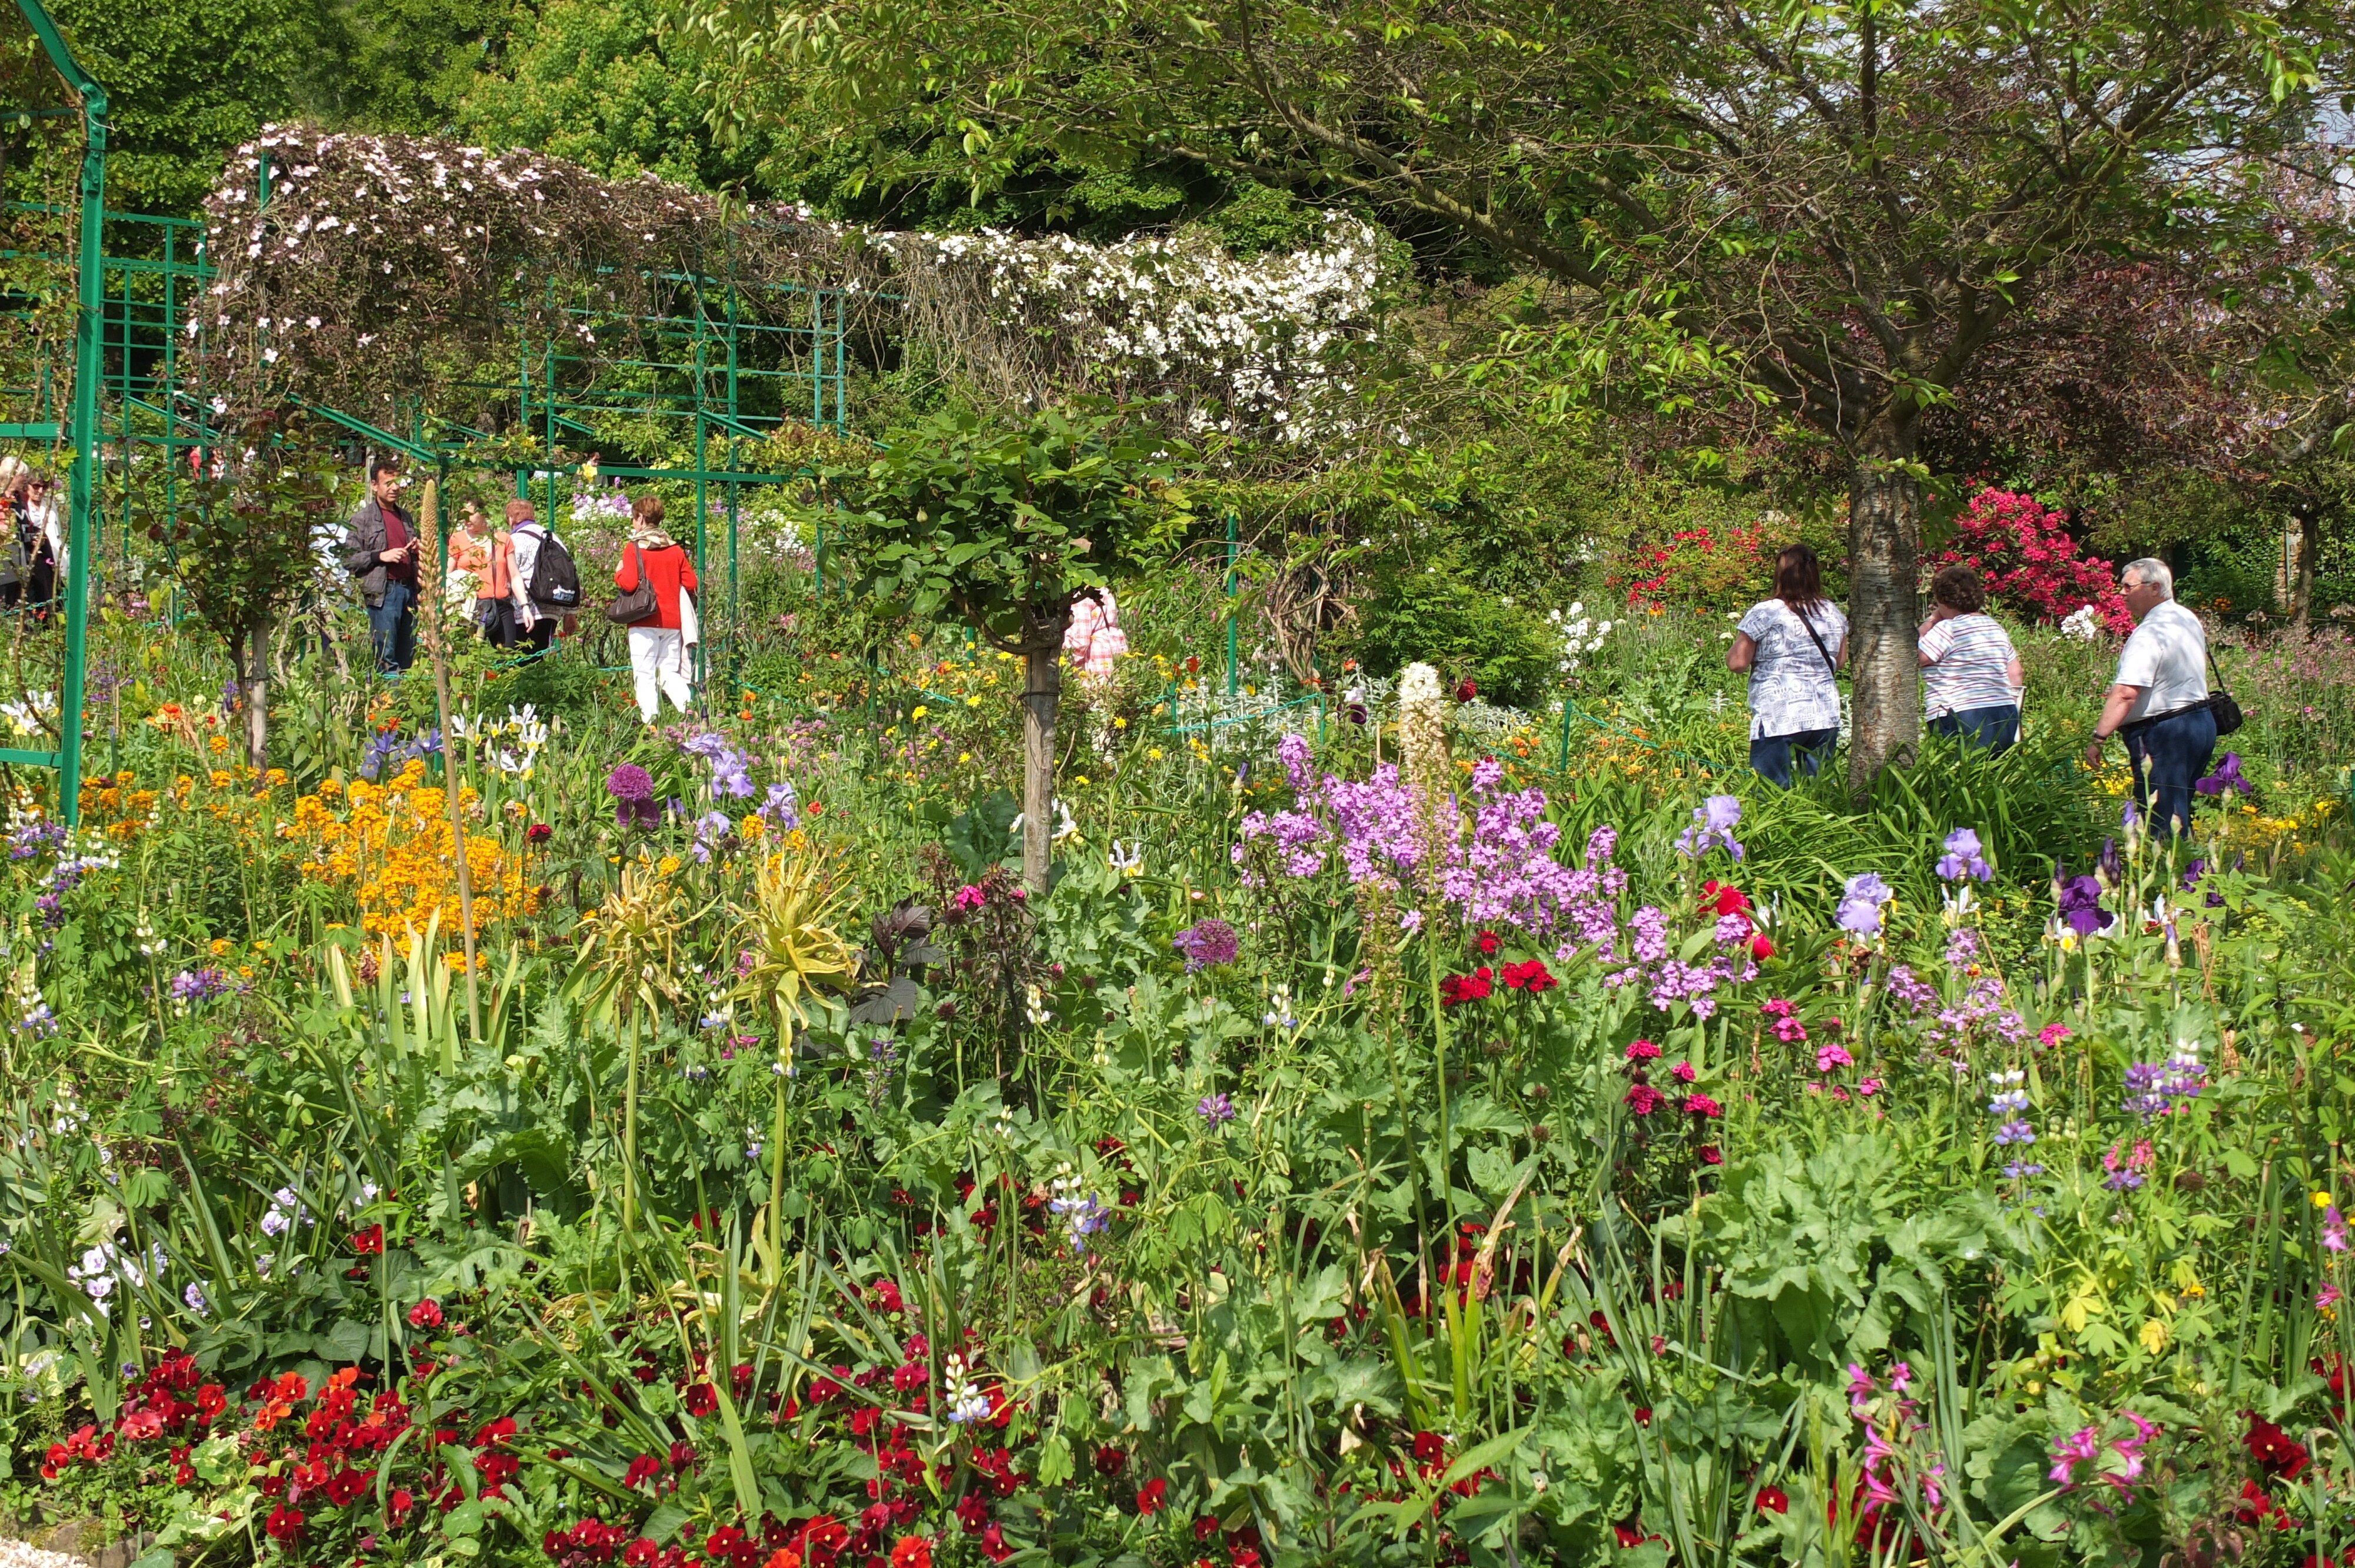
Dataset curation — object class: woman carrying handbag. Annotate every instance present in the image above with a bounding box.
[611,494,699,723]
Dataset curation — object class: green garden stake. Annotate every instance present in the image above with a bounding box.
[1225,511,1239,699]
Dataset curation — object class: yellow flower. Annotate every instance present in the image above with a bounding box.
[658,855,682,877]
[966,696,981,707]
[958,752,971,764]
[208,770,232,789]
[2138,1318,2170,1354]
[206,735,228,755]
[1113,716,1127,729]
[2316,1191,2335,1210]
[1148,748,1164,761]
[911,706,928,719]
[210,938,232,956]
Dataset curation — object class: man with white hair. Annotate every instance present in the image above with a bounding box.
[2084,558,2216,836]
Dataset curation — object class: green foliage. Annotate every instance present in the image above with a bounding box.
[165,414,344,661]
[828,403,1190,649]
[1348,552,1555,707]
[456,0,772,191]
[47,0,311,217]
[295,0,515,134]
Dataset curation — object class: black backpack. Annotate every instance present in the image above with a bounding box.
[524,527,582,608]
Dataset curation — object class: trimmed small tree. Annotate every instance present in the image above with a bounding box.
[827,405,1189,892]
[167,412,345,768]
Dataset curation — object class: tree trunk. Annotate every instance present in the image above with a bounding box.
[244,609,271,770]
[1845,430,1923,790]
[1020,641,1062,895]
[2290,505,2320,629]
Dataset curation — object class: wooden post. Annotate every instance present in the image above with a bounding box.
[419,478,483,1041]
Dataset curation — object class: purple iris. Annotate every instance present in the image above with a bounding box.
[1935,828,1993,883]
[1835,872,1892,937]
[2054,875,2113,937]
[2193,752,2253,799]
[1676,795,1746,862]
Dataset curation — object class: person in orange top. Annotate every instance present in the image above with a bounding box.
[614,494,699,721]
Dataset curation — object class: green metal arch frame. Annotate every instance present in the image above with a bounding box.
[0,0,104,823]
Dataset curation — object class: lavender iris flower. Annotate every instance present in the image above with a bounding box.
[1836,872,1892,936]
[1935,828,1993,882]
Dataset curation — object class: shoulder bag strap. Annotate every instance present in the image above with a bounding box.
[2204,644,2233,699]
[1792,603,1841,679]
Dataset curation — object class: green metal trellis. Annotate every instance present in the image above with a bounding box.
[0,0,104,825]
[0,107,856,811]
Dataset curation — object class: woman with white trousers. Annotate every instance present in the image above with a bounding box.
[613,495,699,722]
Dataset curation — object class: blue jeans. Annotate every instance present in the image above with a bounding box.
[368,582,416,672]
[2125,703,2217,838]
[1751,727,1837,788]
[1931,703,2019,755]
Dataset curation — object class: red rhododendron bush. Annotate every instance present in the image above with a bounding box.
[1931,487,2135,634]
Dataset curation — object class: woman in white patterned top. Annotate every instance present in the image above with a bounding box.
[1918,564,2025,755]
[1728,544,1847,787]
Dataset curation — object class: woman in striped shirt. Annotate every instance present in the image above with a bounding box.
[1918,564,2025,754]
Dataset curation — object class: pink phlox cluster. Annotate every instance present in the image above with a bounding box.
[1882,964,1938,1015]
[1237,738,1634,951]
[1441,767,1613,935]
[1922,975,2025,1048]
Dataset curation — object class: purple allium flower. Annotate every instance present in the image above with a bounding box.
[1196,1092,1236,1126]
[606,763,661,828]
[1173,918,1239,972]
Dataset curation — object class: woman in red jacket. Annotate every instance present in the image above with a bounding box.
[615,494,699,722]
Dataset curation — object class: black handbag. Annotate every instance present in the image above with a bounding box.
[605,543,658,626]
[2205,648,2243,737]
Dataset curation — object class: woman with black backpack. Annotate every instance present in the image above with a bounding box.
[505,499,581,654]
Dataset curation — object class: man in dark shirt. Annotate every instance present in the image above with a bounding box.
[339,459,418,672]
